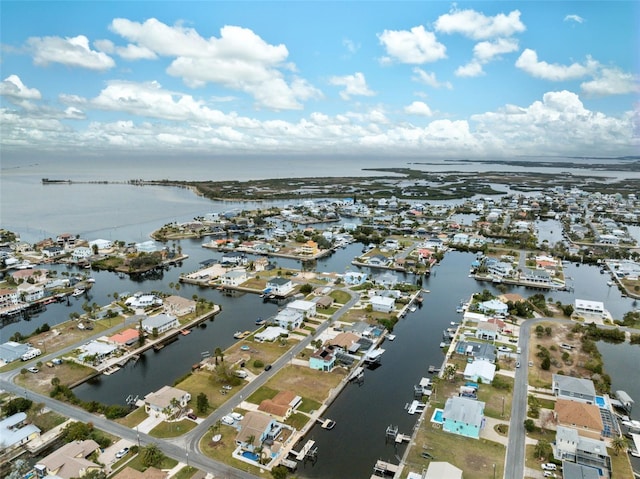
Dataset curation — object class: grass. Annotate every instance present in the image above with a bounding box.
[284,412,311,430]
[329,290,351,304]
[609,447,634,479]
[30,410,67,432]
[148,418,197,438]
[263,364,347,404]
[247,386,279,405]
[199,425,263,475]
[172,466,199,479]
[115,406,148,428]
[297,397,322,414]
[114,451,178,473]
[14,360,96,395]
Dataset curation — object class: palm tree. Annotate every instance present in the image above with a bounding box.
[214,347,223,365]
[611,435,628,456]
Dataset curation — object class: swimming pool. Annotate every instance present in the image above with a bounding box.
[596,396,606,408]
[431,408,444,424]
[242,451,259,461]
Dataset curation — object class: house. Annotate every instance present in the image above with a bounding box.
[35,439,101,479]
[111,466,167,479]
[442,396,485,439]
[554,399,604,440]
[574,299,606,318]
[562,461,601,479]
[343,272,368,285]
[367,255,389,267]
[42,245,64,258]
[163,295,196,316]
[135,240,157,253]
[222,251,248,265]
[125,292,163,309]
[455,340,496,363]
[0,412,41,452]
[477,299,508,316]
[17,283,45,302]
[313,295,334,309]
[0,341,30,363]
[463,360,496,384]
[554,426,612,478]
[273,308,303,330]
[108,329,139,347]
[486,259,514,278]
[0,288,19,308]
[141,313,179,334]
[552,375,597,404]
[374,272,399,288]
[299,240,319,256]
[144,386,191,418]
[56,233,77,250]
[309,347,336,372]
[89,239,113,251]
[421,462,463,479]
[221,269,248,286]
[370,295,395,313]
[520,268,552,285]
[255,326,289,342]
[71,246,92,260]
[235,411,279,452]
[258,390,302,420]
[475,322,499,341]
[266,277,294,296]
[78,340,117,363]
[286,299,317,318]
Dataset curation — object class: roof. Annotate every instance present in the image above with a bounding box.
[235,411,274,444]
[562,461,600,479]
[112,466,167,479]
[267,277,291,286]
[424,461,463,479]
[0,412,40,449]
[37,439,100,479]
[144,385,189,409]
[109,329,139,344]
[143,313,178,329]
[553,374,596,397]
[443,396,485,427]
[554,399,603,431]
[328,332,361,349]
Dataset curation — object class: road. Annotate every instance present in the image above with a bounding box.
[0,289,360,478]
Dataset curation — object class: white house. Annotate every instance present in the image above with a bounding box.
[255,326,289,342]
[17,284,44,302]
[221,269,248,286]
[286,300,317,318]
[142,313,179,334]
[136,240,157,253]
[222,251,248,265]
[144,386,191,418]
[477,299,508,316]
[274,309,304,330]
[89,239,113,251]
[0,289,19,308]
[266,277,294,296]
[574,299,606,318]
[370,295,395,313]
[463,360,496,384]
[0,412,41,451]
[125,293,163,308]
[71,247,92,260]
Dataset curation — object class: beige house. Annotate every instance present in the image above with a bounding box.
[144,385,191,419]
[163,295,196,316]
[35,439,101,479]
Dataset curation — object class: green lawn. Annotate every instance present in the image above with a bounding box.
[148,419,197,438]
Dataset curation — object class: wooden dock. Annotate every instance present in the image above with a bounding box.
[295,440,316,460]
[372,459,400,477]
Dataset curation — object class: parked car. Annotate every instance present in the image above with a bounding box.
[230,412,244,421]
[27,367,39,373]
[516,361,521,368]
[222,384,232,390]
[541,463,557,471]
[187,413,197,420]
[221,415,235,425]
[115,447,129,459]
[543,472,557,478]
[264,364,272,371]
[497,346,510,352]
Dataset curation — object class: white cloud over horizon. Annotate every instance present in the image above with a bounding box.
[434,8,526,40]
[378,26,447,64]
[27,35,116,70]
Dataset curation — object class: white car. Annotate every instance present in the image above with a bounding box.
[230,412,244,421]
[115,447,129,459]
[497,346,510,352]
[543,472,556,478]
[541,463,557,471]
[221,415,235,425]
[27,367,39,373]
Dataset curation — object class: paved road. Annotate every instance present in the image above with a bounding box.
[0,289,360,478]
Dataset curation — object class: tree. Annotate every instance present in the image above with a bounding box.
[64,421,94,441]
[4,397,33,416]
[141,443,165,468]
[6,458,30,479]
[138,319,145,346]
[611,435,628,456]
[540,356,551,370]
[214,347,223,365]
[523,419,536,433]
[196,392,209,413]
[271,465,290,479]
[534,440,553,461]
[299,283,313,295]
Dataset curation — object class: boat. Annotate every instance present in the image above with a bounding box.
[86,278,96,283]
[72,288,85,297]
[212,434,222,443]
[607,281,614,286]
[181,329,191,335]
[256,318,266,325]
[321,419,336,430]
[233,331,243,339]
[387,334,396,341]
[409,305,417,313]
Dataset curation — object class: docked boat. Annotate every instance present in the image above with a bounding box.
[256,318,266,325]
[234,331,243,339]
[409,305,417,313]
[72,288,85,297]
[386,334,396,341]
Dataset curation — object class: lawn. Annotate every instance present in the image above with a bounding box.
[14,360,96,395]
[115,406,149,428]
[149,418,197,438]
[263,364,347,404]
[329,290,351,304]
[172,466,199,479]
[174,369,234,414]
[199,425,265,476]
[404,407,505,479]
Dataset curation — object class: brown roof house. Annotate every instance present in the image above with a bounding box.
[112,466,167,479]
[258,390,302,420]
[34,439,101,479]
[554,399,604,440]
[144,385,191,419]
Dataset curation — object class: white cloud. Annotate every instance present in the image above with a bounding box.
[473,38,519,62]
[329,72,375,100]
[26,35,115,70]
[404,101,433,116]
[411,68,452,89]
[564,14,585,24]
[435,8,525,40]
[455,61,484,77]
[342,38,360,54]
[515,49,594,81]
[0,75,42,100]
[581,68,640,96]
[378,25,446,64]
[109,18,319,110]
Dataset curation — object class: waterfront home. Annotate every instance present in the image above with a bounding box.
[309,347,336,372]
[0,288,19,308]
[463,359,496,384]
[286,299,317,318]
[258,390,302,420]
[163,295,196,316]
[485,258,514,278]
[221,269,248,287]
[42,245,64,258]
[135,240,157,253]
[370,295,395,313]
[574,299,607,319]
[554,399,604,440]
[35,439,101,479]
[17,283,44,302]
[222,251,248,266]
[0,341,30,364]
[562,462,601,479]
[374,272,399,288]
[141,313,179,335]
[552,374,597,404]
[343,271,368,285]
[112,466,167,479]
[144,386,191,419]
[89,238,113,251]
[265,277,294,296]
[0,412,41,452]
[442,396,485,439]
[520,267,553,285]
[56,233,77,250]
[299,240,319,256]
[108,329,139,347]
[410,462,462,479]
[235,411,279,452]
[475,322,500,342]
[554,426,612,478]
[477,298,508,316]
[455,340,496,363]
[367,254,389,268]
[255,326,289,342]
[71,246,92,261]
[78,340,118,363]
[125,292,163,309]
[274,308,303,330]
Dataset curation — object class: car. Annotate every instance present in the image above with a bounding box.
[541,463,557,471]
[497,346,510,352]
[528,361,534,367]
[27,367,39,373]
[115,447,129,459]
[187,412,197,420]
[221,415,235,425]
[222,384,232,390]
[52,358,63,365]
[516,361,521,368]
[543,472,557,478]
[264,364,272,371]
[230,412,244,421]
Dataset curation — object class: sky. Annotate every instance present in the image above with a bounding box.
[1,1,639,160]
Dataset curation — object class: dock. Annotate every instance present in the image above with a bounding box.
[372,459,400,477]
[407,400,426,415]
[348,366,364,382]
[181,329,191,335]
[294,440,316,460]
[428,365,440,374]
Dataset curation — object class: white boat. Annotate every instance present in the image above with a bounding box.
[409,305,417,312]
[387,334,396,341]
[607,281,614,286]
[72,288,85,297]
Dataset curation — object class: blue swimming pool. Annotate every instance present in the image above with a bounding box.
[431,408,444,424]
[242,451,259,461]
[596,396,605,408]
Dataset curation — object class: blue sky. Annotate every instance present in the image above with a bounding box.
[1,1,638,159]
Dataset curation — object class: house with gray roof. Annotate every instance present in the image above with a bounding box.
[554,426,611,478]
[0,412,41,452]
[455,340,496,363]
[442,396,485,439]
[35,439,101,479]
[562,461,602,479]
[552,374,597,404]
[142,313,179,335]
[0,341,29,364]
